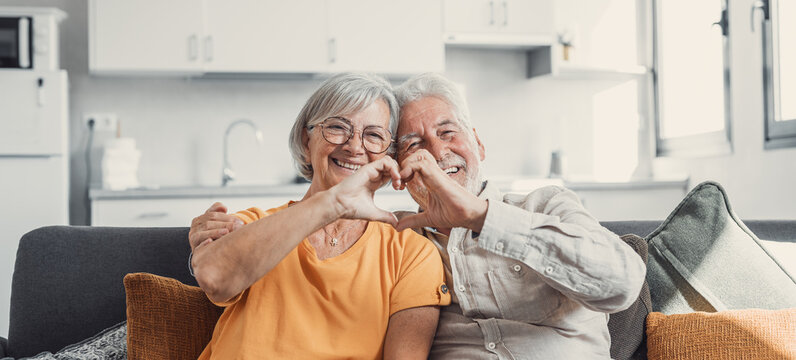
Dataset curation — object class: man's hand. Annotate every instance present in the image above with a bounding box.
[396,149,488,233]
[327,156,403,227]
[188,202,243,252]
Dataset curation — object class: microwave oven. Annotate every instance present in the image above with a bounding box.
[0,7,66,70]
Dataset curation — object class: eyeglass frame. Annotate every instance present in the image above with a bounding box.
[307,116,395,154]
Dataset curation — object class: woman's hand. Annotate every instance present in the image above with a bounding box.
[328,156,402,227]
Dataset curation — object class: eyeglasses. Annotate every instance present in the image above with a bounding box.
[308,117,394,154]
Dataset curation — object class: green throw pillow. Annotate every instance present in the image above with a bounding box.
[645,181,796,314]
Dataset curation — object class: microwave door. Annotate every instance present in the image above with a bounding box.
[0,16,31,69]
[0,70,66,156]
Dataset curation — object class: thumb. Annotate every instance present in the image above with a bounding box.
[395,212,432,232]
[370,210,399,228]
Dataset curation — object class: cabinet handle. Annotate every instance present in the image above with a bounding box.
[489,1,495,25]
[204,35,214,62]
[328,38,337,64]
[188,34,198,61]
[502,1,508,26]
[751,0,767,32]
[137,212,169,219]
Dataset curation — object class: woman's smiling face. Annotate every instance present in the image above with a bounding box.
[304,99,391,191]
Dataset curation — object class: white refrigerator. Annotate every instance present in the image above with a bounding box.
[0,69,69,337]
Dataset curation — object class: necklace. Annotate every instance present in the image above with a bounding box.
[321,220,362,246]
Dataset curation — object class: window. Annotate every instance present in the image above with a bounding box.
[762,0,796,149]
[652,0,732,157]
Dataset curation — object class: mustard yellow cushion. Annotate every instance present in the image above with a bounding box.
[124,273,223,360]
[646,309,796,360]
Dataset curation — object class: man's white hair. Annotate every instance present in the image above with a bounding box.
[288,72,398,180]
[394,73,474,131]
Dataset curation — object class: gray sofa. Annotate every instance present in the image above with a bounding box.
[1,221,794,359]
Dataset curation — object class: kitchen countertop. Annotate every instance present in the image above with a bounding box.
[90,175,690,200]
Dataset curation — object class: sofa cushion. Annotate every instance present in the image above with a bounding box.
[608,234,652,360]
[8,226,195,358]
[645,181,796,314]
[645,308,796,360]
[124,273,223,360]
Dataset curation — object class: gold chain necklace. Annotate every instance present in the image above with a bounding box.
[321,220,362,246]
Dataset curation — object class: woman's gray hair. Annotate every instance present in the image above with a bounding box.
[289,72,398,180]
[394,73,473,130]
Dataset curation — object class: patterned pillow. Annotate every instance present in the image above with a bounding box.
[608,234,652,360]
[0,321,126,360]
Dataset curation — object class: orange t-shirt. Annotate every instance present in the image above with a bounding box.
[197,203,451,360]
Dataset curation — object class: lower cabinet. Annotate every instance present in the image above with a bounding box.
[91,192,418,227]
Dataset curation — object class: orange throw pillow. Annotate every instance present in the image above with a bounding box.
[124,273,223,360]
[646,309,796,360]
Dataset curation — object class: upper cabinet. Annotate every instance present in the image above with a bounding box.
[203,0,329,73]
[89,0,204,74]
[443,0,554,48]
[89,0,443,76]
[328,0,443,75]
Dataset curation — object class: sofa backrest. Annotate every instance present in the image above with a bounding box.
[7,226,194,358]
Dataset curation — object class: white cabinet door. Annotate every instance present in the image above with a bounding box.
[92,198,214,227]
[328,0,444,74]
[89,0,204,74]
[444,0,553,35]
[203,0,329,73]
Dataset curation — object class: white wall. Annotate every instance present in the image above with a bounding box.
[653,0,796,219]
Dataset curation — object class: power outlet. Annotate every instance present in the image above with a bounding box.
[85,113,118,132]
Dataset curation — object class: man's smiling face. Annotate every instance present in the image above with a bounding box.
[396,96,485,193]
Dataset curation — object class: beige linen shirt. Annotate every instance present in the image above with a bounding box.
[414,181,646,360]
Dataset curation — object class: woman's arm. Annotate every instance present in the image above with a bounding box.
[191,157,402,303]
[383,306,440,360]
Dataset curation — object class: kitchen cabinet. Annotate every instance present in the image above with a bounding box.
[202,0,329,73]
[328,0,444,74]
[443,0,554,48]
[527,0,649,79]
[89,0,204,74]
[90,0,444,76]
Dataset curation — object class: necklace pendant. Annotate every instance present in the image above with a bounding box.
[331,237,338,246]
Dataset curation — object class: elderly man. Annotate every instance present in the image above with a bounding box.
[189,73,646,359]
[388,73,646,359]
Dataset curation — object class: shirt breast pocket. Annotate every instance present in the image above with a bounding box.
[487,264,562,324]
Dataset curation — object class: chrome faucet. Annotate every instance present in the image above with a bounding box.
[222,119,264,187]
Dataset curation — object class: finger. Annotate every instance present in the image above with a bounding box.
[205,220,238,231]
[395,212,433,232]
[205,202,228,214]
[195,238,213,251]
[190,228,228,249]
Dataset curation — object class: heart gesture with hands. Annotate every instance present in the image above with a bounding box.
[327,156,403,227]
[396,149,488,233]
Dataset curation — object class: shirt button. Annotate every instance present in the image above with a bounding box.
[458,285,466,292]
[451,247,458,253]
[496,242,504,251]
[513,264,521,272]
[545,266,554,274]
[487,342,496,350]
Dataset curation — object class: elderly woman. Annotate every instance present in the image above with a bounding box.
[189,73,450,359]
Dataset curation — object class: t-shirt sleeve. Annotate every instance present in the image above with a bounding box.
[389,231,451,316]
[207,206,268,307]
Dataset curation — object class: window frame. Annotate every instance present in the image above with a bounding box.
[651,0,733,157]
[762,0,796,149]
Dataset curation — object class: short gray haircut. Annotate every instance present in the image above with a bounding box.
[289,72,399,180]
[394,73,473,130]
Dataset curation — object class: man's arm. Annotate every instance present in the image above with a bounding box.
[383,306,439,360]
[477,187,646,313]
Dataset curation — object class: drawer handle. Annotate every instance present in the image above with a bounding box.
[137,212,169,219]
